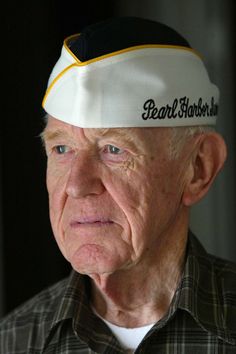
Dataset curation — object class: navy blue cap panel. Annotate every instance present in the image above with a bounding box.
[68,16,191,62]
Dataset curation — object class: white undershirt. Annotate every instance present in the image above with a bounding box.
[93,308,155,351]
[102,319,155,351]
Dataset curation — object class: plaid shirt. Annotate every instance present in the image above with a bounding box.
[0,233,236,353]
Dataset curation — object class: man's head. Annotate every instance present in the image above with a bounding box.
[42,17,226,276]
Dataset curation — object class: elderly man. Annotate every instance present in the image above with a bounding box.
[0,17,235,353]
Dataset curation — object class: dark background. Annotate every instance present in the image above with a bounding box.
[1,0,235,316]
[2,0,114,315]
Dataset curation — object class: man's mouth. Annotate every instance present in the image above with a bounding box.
[70,218,114,227]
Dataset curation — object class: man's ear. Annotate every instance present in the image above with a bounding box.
[182,132,227,207]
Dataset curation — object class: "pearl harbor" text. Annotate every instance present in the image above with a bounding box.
[142,97,218,120]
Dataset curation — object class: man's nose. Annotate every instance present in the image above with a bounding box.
[65,152,105,198]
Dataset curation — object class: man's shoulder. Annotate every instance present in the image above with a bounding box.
[203,250,236,284]
[196,243,236,335]
[209,253,236,298]
[0,276,68,336]
[190,233,236,284]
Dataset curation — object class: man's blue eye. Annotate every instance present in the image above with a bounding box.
[55,145,68,154]
[107,145,123,154]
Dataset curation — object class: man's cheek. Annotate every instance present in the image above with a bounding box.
[47,179,68,233]
[47,166,68,198]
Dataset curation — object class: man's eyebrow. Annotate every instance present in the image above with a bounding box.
[99,128,130,137]
[40,129,71,143]
[98,128,138,143]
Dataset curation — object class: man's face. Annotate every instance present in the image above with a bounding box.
[44,116,188,275]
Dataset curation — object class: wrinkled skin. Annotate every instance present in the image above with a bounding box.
[44,116,190,277]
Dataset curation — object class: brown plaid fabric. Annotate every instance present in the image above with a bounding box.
[0,233,236,353]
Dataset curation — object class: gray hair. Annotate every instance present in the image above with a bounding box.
[169,126,214,160]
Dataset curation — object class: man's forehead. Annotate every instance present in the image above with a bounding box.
[44,116,168,142]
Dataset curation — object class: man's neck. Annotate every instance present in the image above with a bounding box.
[90,229,188,328]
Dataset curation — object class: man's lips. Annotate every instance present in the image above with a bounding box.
[70,218,114,228]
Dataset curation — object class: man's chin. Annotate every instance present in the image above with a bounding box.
[69,244,125,275]
[71,263,119,277]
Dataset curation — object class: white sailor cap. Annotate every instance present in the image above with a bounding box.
[42,17,219,128]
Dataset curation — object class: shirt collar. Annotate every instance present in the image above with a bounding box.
[177,232,236,345]
[43,271,121,352]
[42,271,88,349]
